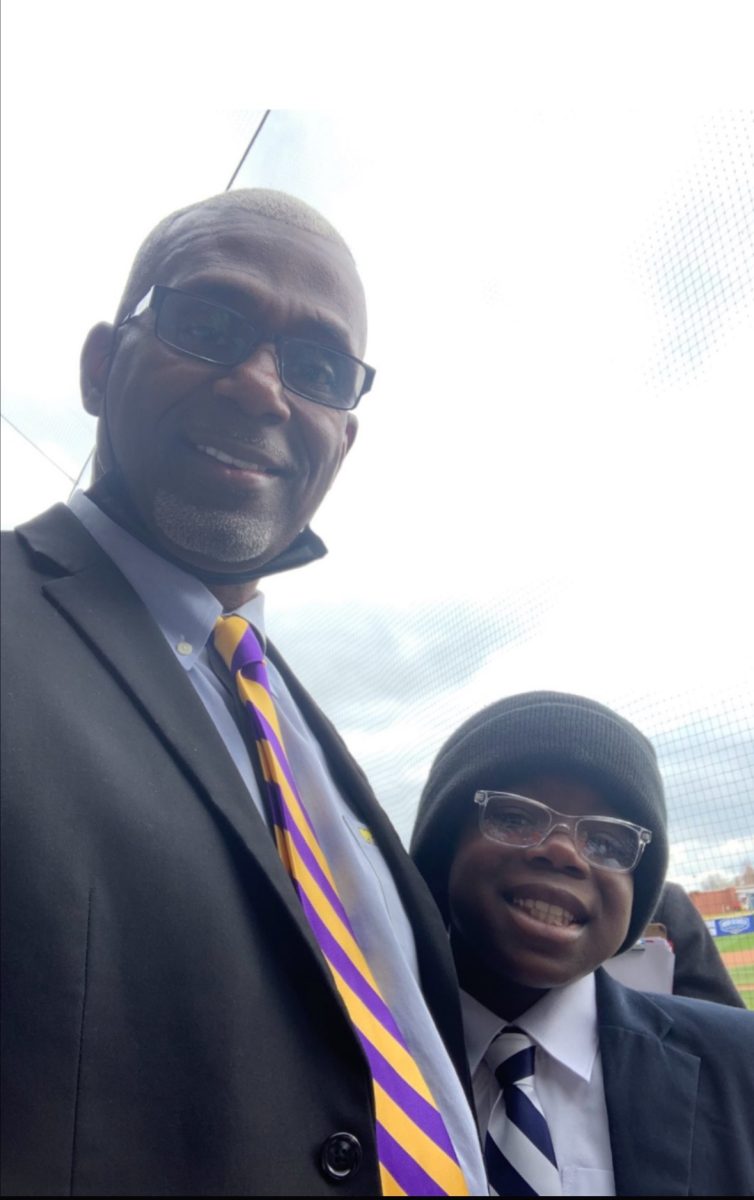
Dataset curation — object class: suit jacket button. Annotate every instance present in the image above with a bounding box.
[320,1131,363,1181]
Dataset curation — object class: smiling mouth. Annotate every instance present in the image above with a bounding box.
[194,443,283,473]
[510,897,583,928]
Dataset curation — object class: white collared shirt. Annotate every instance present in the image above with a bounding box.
[68,490,488,1196]
[462,974,616,1196]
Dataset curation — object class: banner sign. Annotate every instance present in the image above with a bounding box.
[710,914,754,937]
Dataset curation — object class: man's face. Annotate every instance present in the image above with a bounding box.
[82,206,365,572]
[448,773,634,997]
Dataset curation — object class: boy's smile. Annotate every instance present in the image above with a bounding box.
[448,773,634,1015]
[506,882,589,934]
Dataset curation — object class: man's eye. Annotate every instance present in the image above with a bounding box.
[285,346,343,396]
[181,319,228,344]
[306,363,336,384]
[171,310,249,360]
[293,352,336,386]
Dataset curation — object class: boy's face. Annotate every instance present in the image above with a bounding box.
[447,773,634,1002]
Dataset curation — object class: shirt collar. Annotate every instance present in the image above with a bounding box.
[69,490,267,667]
[461,972,599,1083]
[462,987,510,1077]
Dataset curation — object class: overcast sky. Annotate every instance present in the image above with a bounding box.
[2,3,753,889]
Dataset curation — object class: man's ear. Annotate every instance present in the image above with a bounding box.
[326,414,358,497]
[343,412,358,457]
[80,322,116,416]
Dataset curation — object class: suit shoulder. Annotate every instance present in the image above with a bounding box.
[597,967,752,1041]
[1,526,24,557]
[647,989,754,1042]
[1,527,38,596]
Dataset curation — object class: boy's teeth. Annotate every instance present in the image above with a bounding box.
[512,897,577,927]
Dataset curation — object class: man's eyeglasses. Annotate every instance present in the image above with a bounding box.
[120,285,375,412]
[473,791,653,872]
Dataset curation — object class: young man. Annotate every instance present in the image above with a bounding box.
[411,690,754,1196]
[1,190,485,1196]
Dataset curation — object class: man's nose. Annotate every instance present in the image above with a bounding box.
[212,344,292,421]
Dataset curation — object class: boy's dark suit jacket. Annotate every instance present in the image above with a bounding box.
[596,967,753,1195]
[1,505,471,1197]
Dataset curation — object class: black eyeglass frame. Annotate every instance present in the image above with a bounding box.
[473,790,653,873]
[119,285,376,412]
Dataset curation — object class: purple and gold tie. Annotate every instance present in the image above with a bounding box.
[214,616,468,1197]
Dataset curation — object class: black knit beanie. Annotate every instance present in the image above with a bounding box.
[410,691,669,955]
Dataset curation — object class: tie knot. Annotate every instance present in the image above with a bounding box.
[485,1026,536,1087]
[213,615,265,676]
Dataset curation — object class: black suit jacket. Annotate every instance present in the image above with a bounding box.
[1,506,472,1197]
[595,968,754,1196]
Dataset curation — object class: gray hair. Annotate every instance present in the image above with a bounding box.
[115,188,354,324]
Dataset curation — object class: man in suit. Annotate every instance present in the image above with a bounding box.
[1,189,486,1196]
[411,691,754,1196]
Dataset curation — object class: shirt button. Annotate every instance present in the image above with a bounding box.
[176,641,193,656]
[320,1132,362,1181]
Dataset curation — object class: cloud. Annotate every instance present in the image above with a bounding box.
[669,834,754,892]
[268,592,754,854]
[269,595,545,728]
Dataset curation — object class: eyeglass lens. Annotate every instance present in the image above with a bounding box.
[481,796,642,870]
[156,291,364,409]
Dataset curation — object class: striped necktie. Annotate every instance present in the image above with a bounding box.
[484,1027,561,1197]
[213,615,468,1198]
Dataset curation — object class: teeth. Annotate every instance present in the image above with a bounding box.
[196,443,272,472]
[512,897,577,927]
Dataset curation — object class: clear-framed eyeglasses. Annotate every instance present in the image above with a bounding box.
[474,790,653,873]
[119,285,376,412]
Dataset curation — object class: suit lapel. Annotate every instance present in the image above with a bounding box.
[18,505,470,1090]
[16,506,342,952]
[596,969,699,1196]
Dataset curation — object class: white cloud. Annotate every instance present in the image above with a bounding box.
[659,835,754,892]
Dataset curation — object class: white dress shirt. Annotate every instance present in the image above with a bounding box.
[68,490,487,1196]
[462,974,616,1196]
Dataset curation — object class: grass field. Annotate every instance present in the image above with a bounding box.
[727,964,754,1009]
[714,931,754,954]
[715,929,754,1011]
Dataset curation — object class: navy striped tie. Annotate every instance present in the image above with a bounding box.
[484,1027,561,1197]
